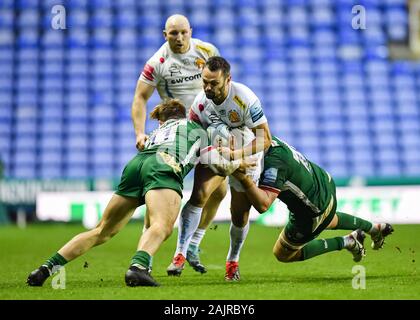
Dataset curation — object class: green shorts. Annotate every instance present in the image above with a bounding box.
[284,178,337,245]
[115,152,183,204]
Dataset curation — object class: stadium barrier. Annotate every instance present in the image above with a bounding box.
[1,178,420,227]
[35,185,420,229]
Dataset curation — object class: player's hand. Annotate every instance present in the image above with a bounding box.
[232,158,257,179]
[217,135,240,160]
[136,133,149,151]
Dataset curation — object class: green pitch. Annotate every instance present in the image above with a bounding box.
[0,222,418,300]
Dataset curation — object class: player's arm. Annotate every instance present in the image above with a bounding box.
[232,168,278,213]
[219,122,272,160]
[238,122,272,158]
[131,80,155,150]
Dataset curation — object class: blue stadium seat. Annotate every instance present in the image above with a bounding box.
[13,165,37,179]
[1,0,419,179]
[39,164,62,179]
[0,9,14,29]
[66,134,89,150]
[65,165,88,179]
[39,134,62,150]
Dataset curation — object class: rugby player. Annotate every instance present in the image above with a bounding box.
[229,136,394,264]
[132,14,225,273]
[27,99,211,287]
[167,56,273,281]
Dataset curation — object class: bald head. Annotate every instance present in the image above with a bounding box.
[165,14,190,31]
[163,14,192,54]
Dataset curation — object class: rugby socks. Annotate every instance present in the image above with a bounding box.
[301,237,344,260]
[175,202,203,257]
[45,252,68,271]
[334,211,373,233]
[189,228,206,250]
[226,222,250,262]
[131,250,152,270]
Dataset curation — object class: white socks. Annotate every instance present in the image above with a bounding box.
[175,202,203,257]
[226,222,250,262]
[190,228,206,249]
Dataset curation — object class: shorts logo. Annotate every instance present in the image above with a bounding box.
[194,57,206,69]
[262,168,278,185]
[158,152,181,173]
[228,110,241,123]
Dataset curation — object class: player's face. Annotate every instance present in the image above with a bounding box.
[202,68,230,103]
[164,23,192,54]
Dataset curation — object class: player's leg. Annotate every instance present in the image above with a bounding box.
[187,179,228,274]
[326,176,393,249]
[272,223,352,263]
[27,194,139,286]
[167,164,225,276]
[225,188,251,281]
[141,208,154,269]
[273,200,366,263]
[328,211,394,250]
[126,189,181,287]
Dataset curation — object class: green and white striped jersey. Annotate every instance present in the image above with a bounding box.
[143,118,208,178]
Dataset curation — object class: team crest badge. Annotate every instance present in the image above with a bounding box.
[194,58,206,69]
[228,110,241,123]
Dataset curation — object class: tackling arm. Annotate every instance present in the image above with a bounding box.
[232,169,278,213]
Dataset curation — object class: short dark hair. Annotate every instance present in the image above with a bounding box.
[150,98,186,122]
[205,56,231,77]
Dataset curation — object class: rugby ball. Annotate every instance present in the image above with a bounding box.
[199,146,240,176]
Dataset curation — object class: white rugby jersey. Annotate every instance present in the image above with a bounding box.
[139,38,219,109]
[189,81,268,130]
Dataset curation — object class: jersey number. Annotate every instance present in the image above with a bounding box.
[146,124,177,148]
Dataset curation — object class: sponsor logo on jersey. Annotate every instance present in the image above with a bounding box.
[198,104,204,112]
[250,103,264,123]
[209,112,220,124]
[182,58,191,66]
[170,73,201,84]
[194,57,206,69]
[262,168,278,185]
[142,64,155,81]
[233,95,246,110]
[169,63,182,76]
[228,110,241,123]
[195,44,212,56]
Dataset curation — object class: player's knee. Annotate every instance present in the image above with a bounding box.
[92,222,119,245]
[190,188,210,207]
[231,213,248,228]
[160,223,174,240]
[273,246,298,263]
[95,230,114,245]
